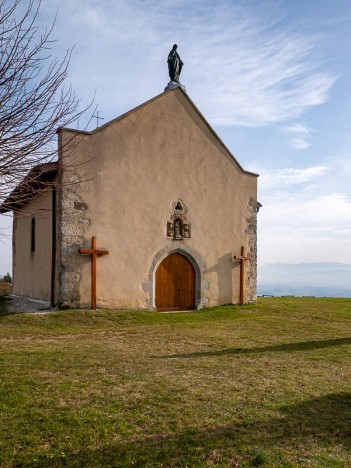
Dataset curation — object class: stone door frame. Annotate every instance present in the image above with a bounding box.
[147,243,208,310]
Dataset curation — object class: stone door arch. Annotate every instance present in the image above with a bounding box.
[145,244,207,311]
[155,252,195,311]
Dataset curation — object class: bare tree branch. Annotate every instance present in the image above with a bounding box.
[0,0,92,210]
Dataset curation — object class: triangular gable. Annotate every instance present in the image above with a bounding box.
[59,88,258,178]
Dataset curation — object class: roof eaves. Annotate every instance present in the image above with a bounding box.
[0,162,58,213]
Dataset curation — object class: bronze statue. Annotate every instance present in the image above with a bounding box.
[167,44,183,83]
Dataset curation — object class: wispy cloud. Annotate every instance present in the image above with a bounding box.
[258,166,328,189]
[262,192,351,227]
[38,0,336,128]
[283,123,312,149]
[259,191,351,264]
[257,162,351,264]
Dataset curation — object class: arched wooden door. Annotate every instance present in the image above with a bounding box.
[155,253,195,311]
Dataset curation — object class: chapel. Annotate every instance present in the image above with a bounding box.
[1,85,259,310]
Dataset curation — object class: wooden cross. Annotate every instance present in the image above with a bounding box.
[233,246,250,305]
[78,236,109,309]
[92,110,104,128]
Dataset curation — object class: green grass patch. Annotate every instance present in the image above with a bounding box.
[0,297,350,466]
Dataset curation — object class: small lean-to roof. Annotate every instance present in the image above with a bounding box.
[0,162,58,214]
[59,87,258,178]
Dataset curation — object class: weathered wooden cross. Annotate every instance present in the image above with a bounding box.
[233,246,250,305]
[78,236,109,310]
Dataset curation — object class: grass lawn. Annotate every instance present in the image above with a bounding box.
[0,297,350,467]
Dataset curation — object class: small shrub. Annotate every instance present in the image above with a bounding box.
[3,272,12,283]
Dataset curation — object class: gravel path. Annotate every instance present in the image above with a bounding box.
[3,295,58,314]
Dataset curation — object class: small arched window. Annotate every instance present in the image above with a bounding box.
[31,218,36,253]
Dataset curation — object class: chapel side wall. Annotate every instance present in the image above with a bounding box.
[12,190,53,301]
[58,89,258,309]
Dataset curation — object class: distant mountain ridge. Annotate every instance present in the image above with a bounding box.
[258,262,351,298]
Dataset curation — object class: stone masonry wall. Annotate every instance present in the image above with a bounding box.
[245,196,258,303]
[57,159,90,307]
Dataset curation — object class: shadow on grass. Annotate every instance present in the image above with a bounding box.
[155,336,351,359]
[18,393,351,466]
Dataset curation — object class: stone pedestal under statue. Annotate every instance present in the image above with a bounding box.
[164,81,186,93]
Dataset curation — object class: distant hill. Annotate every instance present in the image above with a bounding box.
[258,262,351,298]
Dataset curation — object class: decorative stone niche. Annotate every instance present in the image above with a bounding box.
[166,200,191,240]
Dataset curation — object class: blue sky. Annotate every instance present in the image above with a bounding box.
[1,0,351,274]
